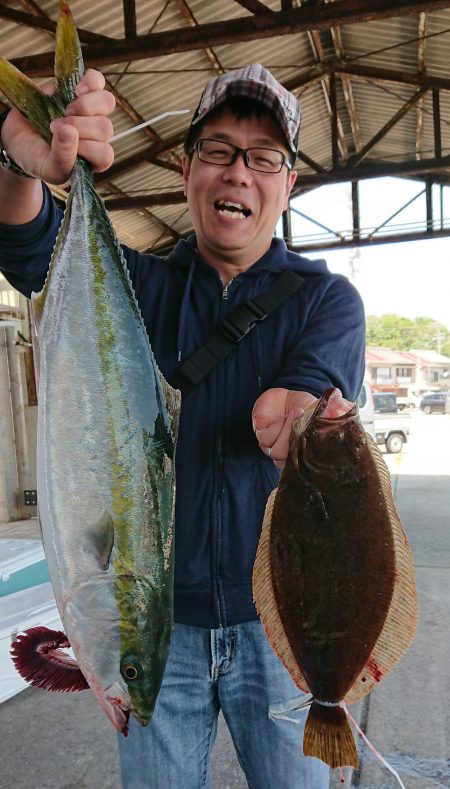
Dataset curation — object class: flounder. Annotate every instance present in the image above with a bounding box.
[253,387,418,768]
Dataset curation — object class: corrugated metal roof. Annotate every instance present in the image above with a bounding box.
[2,0,450,252]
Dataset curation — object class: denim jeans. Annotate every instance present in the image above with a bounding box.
[118,620,329,789]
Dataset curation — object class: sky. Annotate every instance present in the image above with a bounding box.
[288,176,450,333]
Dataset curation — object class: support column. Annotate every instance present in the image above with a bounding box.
[0,326,20,521]
[6,326,30,519]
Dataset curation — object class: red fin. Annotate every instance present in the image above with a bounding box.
[10,626,89,692]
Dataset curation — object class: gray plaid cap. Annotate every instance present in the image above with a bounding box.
[190,64,301,154]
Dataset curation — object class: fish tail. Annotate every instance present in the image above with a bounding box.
[0,1,83,143]
[0,58,61,143]
[54,0,84,106]
[303,701,358,769]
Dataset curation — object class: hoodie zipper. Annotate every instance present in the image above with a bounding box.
[222,279,234,300]
[213,278,235,628]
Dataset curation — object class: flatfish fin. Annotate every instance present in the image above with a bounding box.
[345,433,418,704]
[253,488,310,694]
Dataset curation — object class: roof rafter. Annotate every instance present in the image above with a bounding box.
[296,152,450,190]
[173,0,225,74]
[335,62,450,91]
[232,0,275,14]
[346,86,429,167]
[123,0,137,38]
[0,2,112,45]
[9,0,450,77]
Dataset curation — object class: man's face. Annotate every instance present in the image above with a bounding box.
[182,107,297,279]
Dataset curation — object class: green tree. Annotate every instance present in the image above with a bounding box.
[366,314,450,356]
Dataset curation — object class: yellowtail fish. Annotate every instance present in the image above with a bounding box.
[1,0,180,734]
[253,387,418,768]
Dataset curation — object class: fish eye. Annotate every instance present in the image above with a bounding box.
[120,655,143,682]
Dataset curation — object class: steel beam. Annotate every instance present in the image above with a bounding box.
[10,0,450,77]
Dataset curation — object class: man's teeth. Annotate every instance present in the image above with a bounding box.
[215,201,250,219]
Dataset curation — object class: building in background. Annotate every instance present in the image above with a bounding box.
[366,346,450,406]
[0,273,37,523]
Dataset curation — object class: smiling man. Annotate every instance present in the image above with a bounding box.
[0,64,365,788]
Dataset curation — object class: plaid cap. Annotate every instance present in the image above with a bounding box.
[189,64,301,154]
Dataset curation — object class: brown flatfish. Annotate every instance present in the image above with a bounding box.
[253,387,418,768]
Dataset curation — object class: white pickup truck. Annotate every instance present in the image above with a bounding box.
[357,382,411,453]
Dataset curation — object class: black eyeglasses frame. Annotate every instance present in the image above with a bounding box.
[191,138,293,173]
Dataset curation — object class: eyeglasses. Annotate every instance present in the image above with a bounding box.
[191,138,293,173]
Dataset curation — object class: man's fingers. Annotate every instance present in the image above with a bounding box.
[76,68,106,94]
[49,116,114,174]
[77,139,115,173]
[45,121,79,181]
[54,115,114,143]
[66,88,116,119]
[269,408,304,463]
[253,415,286,452]
[254,407,304,467]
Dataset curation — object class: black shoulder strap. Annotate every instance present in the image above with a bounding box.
[171,269,305,396]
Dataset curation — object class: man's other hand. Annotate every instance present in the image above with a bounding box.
[252,387,317,469]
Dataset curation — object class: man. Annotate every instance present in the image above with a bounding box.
[0,65,365,787]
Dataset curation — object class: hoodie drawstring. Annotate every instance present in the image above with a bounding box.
[176,256,197,363]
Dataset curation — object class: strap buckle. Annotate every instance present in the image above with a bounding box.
[220,300,267,343]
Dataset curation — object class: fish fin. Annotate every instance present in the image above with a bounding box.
[158,369,181,443]
[0,59,62,143]
[54,0,84,106]
[85,509,115,570]
[345,434,418,704]
[253,488,310,693]
[303,702,358,769]
[10,626,89,693]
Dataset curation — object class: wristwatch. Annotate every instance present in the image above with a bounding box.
[0,109,33,178]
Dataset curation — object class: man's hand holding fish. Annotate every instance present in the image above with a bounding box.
[0,68,115,223]
[252,387,317,468]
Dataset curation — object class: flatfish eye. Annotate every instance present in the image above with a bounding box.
[120,655,143,682]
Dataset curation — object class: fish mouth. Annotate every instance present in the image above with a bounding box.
[102,688,133,735]
[297,388,356,433]
[104,689,152,734]
[214,199,252,219]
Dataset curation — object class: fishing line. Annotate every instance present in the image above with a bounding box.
[343,703,406,789]
[111,109,190,142]
[269,696,407,788]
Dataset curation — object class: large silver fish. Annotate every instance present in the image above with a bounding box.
[1,0,180,733]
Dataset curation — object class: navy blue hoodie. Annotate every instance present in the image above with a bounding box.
[0,186,366,628]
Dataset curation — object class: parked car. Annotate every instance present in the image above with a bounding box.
[419,392,450,414]
[357,382,411,452]
[372,392,397,413]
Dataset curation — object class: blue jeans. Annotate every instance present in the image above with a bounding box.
[118,620,329,788]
